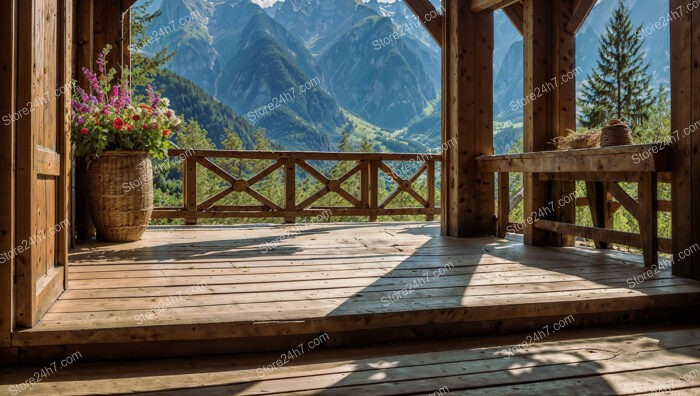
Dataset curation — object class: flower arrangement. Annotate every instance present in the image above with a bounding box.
[71,46,181,159]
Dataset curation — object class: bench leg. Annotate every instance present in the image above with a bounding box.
[638,173,658,267]
[586,181,611,249]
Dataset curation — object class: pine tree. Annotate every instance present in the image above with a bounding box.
[638,85,671,143]
[360,138,374,153]
[578,1,654,133]
[222,127,245,178]
[338,130,352,152]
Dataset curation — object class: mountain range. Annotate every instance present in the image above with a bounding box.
[140,0,672,153]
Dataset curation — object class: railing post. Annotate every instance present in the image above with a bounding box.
[284,158,295,224]
[360,160,369,209]
[369,159,378,222]
[427,160,436,221]
[184,156,197,225]
[498,172,509,238]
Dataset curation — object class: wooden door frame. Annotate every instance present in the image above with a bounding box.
[0,0,17,361]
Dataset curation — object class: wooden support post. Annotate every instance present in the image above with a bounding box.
[671,0,700,279]
[427,160,436,221]
[442,0,496,237]
[369,160,378,222]
[585,182,611,249]
[498,172,510,237]
[638,173,658,267]
[522,0,576,247]
[184,157,197,225]
[0,0,16,348]
[284,159,295,224]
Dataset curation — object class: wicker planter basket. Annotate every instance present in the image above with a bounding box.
[87,151,153,242]
[601,119,634,147]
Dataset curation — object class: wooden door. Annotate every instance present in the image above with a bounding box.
[14,0,72,328]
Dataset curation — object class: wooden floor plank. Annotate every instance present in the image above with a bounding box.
[3,327,700,395]
[12,223,700,357]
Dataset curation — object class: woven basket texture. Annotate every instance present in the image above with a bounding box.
[88,151,153,242]
[601,120,633,147]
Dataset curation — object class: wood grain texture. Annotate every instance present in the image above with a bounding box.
[3,327,700,394]
[477,144,672,173]
[402,0,444,47]
[472,0,521,12]
[0,0,17,348]
[15,0,39,328]
[522,0,577,246]
[671,0,700,279]
[10,223,700,357]
[567,0,596,34]
[503,1,524,34]
[443,0,495,237]
[158,152,440,221]
[14,0,70,328]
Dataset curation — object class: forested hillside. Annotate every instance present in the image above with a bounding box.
[151,70,261,148]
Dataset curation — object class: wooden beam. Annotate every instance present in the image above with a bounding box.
[402,0,444,47]
[503,2,524,35]
[121,0,137,10]
[537,171,669,183]
[443,0,496,237]
[522,0,577,247]
[670,0,700,279]
[472,0,521,12]
[0,0,16,347]
[534,220,642,248]
[567,0,596,35]
[607,182,639,220]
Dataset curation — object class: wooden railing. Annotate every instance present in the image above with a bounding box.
[477,144,673,266]
[498,174,673,250]
[152,150,442,223]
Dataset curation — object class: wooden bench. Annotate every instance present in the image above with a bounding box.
[476,144,673,267]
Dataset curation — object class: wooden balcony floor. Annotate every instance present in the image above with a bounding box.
[4,326,700,395]
[11,222,700,362]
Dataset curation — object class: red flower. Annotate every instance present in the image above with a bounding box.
[132,114,141,121]
[162,129,170,136]
[152,123,157,129]
[113,118,125,130]
[143,124,150,130]
[80,128,88,135]
[126,125,133,132]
